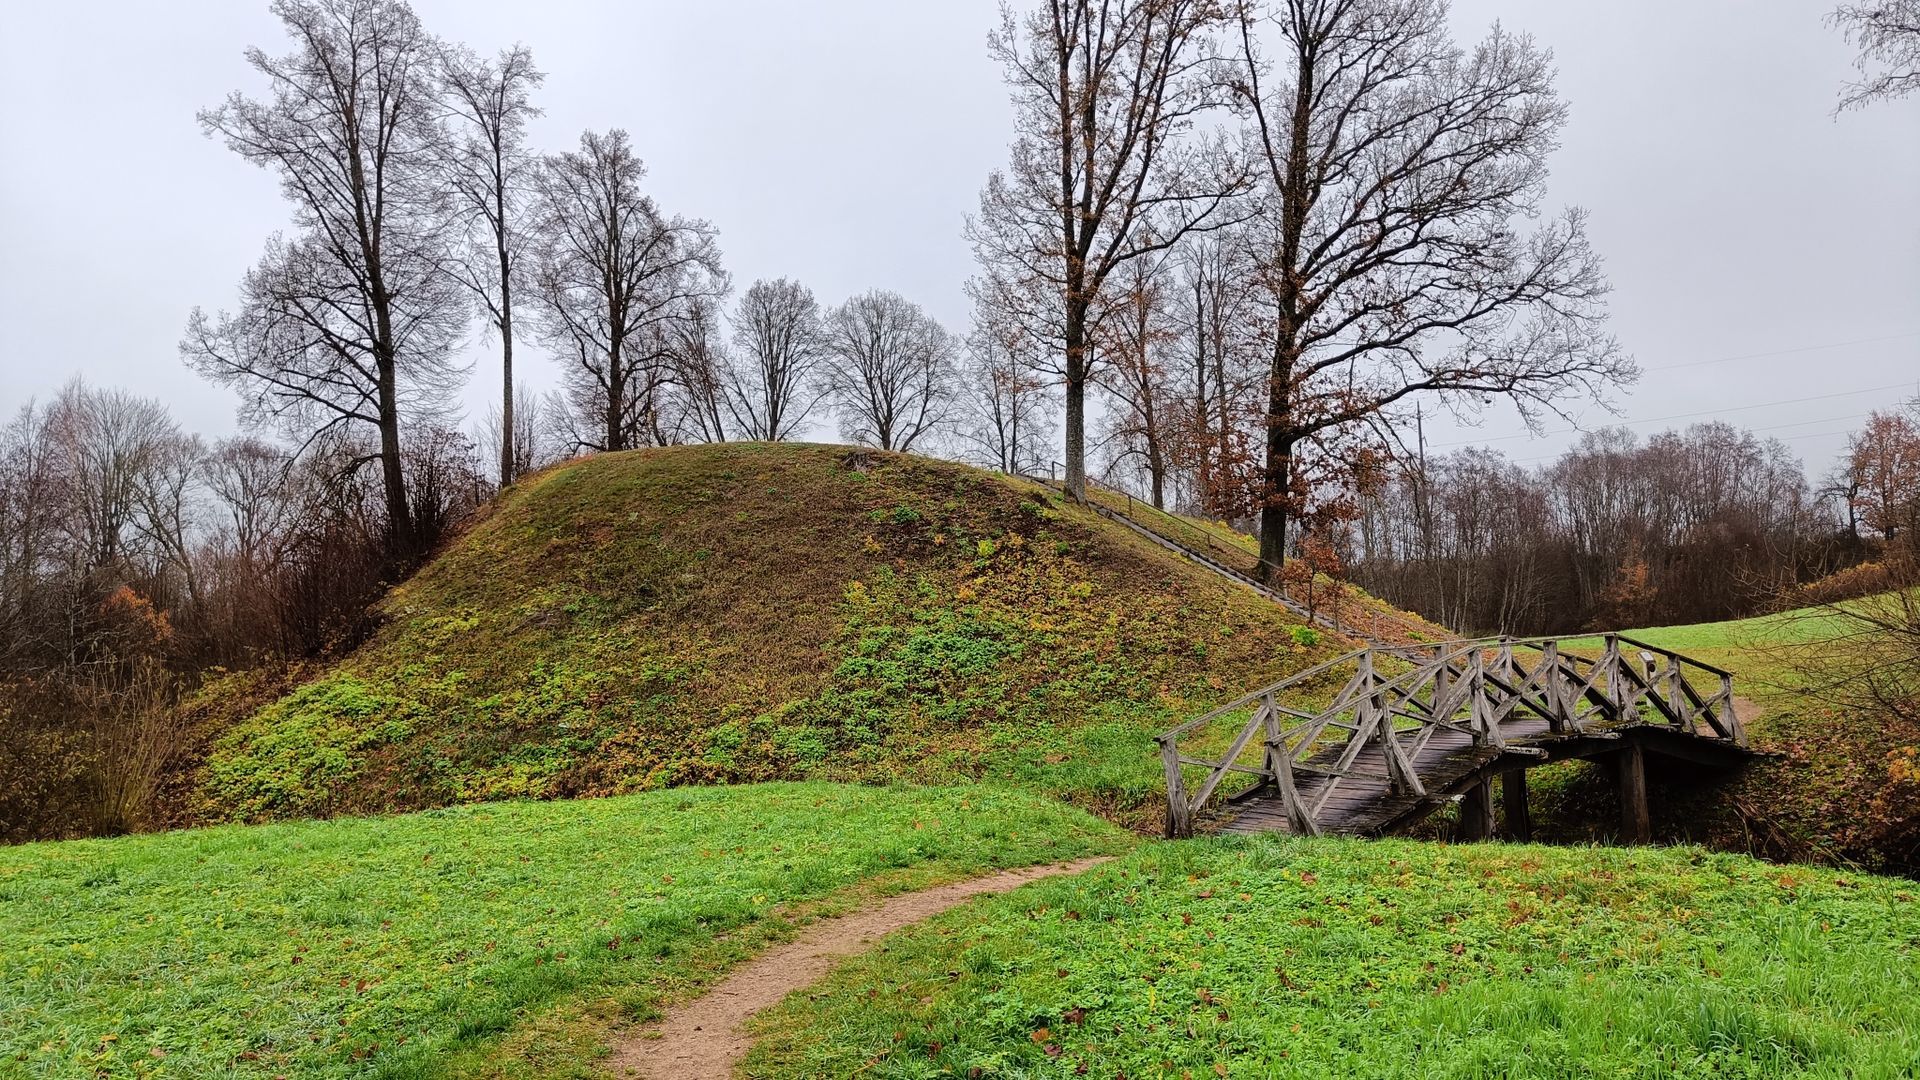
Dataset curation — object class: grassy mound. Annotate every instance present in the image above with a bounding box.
[191,443,1367,828]
[0,782,1130,1079]
[748,836,1920,1078]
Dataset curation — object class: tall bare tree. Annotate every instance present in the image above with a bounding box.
[1170,235,1262,518]
[185,0,466,561]
[1832,1,1920,108]
[723,278,827,441]
[439,43,544,486]
[528,129,726,453]
[666,295,735,443]
[1228,0,1632,578]
[969,0,1247,502]
[820,290,957,452]
[955,300,1060,474]
[1093,252,1180,506]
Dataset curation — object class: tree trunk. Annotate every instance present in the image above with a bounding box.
[1063,303,1088,503]
[498,237,516,487]
[1258,341,1296,580]
[377,358,414,559]
[605,337,625,452]
[1193,289,1213,516]
[1147,425,1166,510]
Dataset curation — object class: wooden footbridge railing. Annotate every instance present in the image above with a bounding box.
[1158,635,1749,839]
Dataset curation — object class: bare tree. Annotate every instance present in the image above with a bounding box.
[439,43,544,486]
[1227,0,1633,578]
[529,129,726,453]
[969,0,1247,502]
[1169,235,1262,518]
[1092,252,1180,506]
[820,290,957,452]
[954,301,1060,474]
[203,437,298,576]
[184,0,466,561]
[1832,1,1920,108]
[477,383,561,481]
[666,295,736,443]
[723,278,828,441]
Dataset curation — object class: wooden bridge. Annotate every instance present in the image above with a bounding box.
[1158,635,1753,841]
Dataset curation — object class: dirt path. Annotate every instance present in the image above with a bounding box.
[603,857,1111,1079]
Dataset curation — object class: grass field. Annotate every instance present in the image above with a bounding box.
[0,782,1130,1079]
[748,835,1920,1079]
[1561,602,1862,684]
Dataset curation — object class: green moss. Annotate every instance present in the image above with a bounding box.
[200,675,411,821]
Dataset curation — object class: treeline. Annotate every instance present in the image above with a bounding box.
[1339,409,1920,636]
[0,381,491,839]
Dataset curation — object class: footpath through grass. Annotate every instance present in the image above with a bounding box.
[749,835,1920,1079]
[0,782,1130,1079]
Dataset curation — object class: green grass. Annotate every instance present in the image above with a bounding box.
[188,444,1358,832]
[747,836,1920,1079]
[0,782,1130,1079]
[1561,602,1865,685]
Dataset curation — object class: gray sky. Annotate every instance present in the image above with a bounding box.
[2,0,1916,478]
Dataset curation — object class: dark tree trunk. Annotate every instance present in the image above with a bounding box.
[605,338,626,452]
[1063,302,1089,502]
[497,220,516,486]
[377,358,414,559]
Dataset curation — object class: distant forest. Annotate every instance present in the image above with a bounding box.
[1340,414,1919,636]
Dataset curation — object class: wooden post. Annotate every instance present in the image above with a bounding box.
[1161,737,1191,839]
[1457,778,1495,842]
[1616,742,1650,845]
[1719,673,1745,745]
[1502,769,1531,842]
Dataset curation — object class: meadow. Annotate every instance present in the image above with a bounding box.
[0,782,1129,1079]
[749,834,1920,1078]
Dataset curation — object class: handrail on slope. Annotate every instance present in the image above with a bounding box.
[1156,634,1744,838]
[1011,462,1392,644]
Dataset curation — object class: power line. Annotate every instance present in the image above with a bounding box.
[1645,329,1920,372]
[1509,424,1863,465]
[1429,381,1916,450]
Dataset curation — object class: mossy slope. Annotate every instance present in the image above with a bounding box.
[197,444,1359,826]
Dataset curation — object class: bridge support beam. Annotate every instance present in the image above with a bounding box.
[1616,742,1651,845]
[1457,778,1495,842]
[1502,769,1532,842]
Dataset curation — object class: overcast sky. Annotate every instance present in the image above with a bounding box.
[2,0,1915,478]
